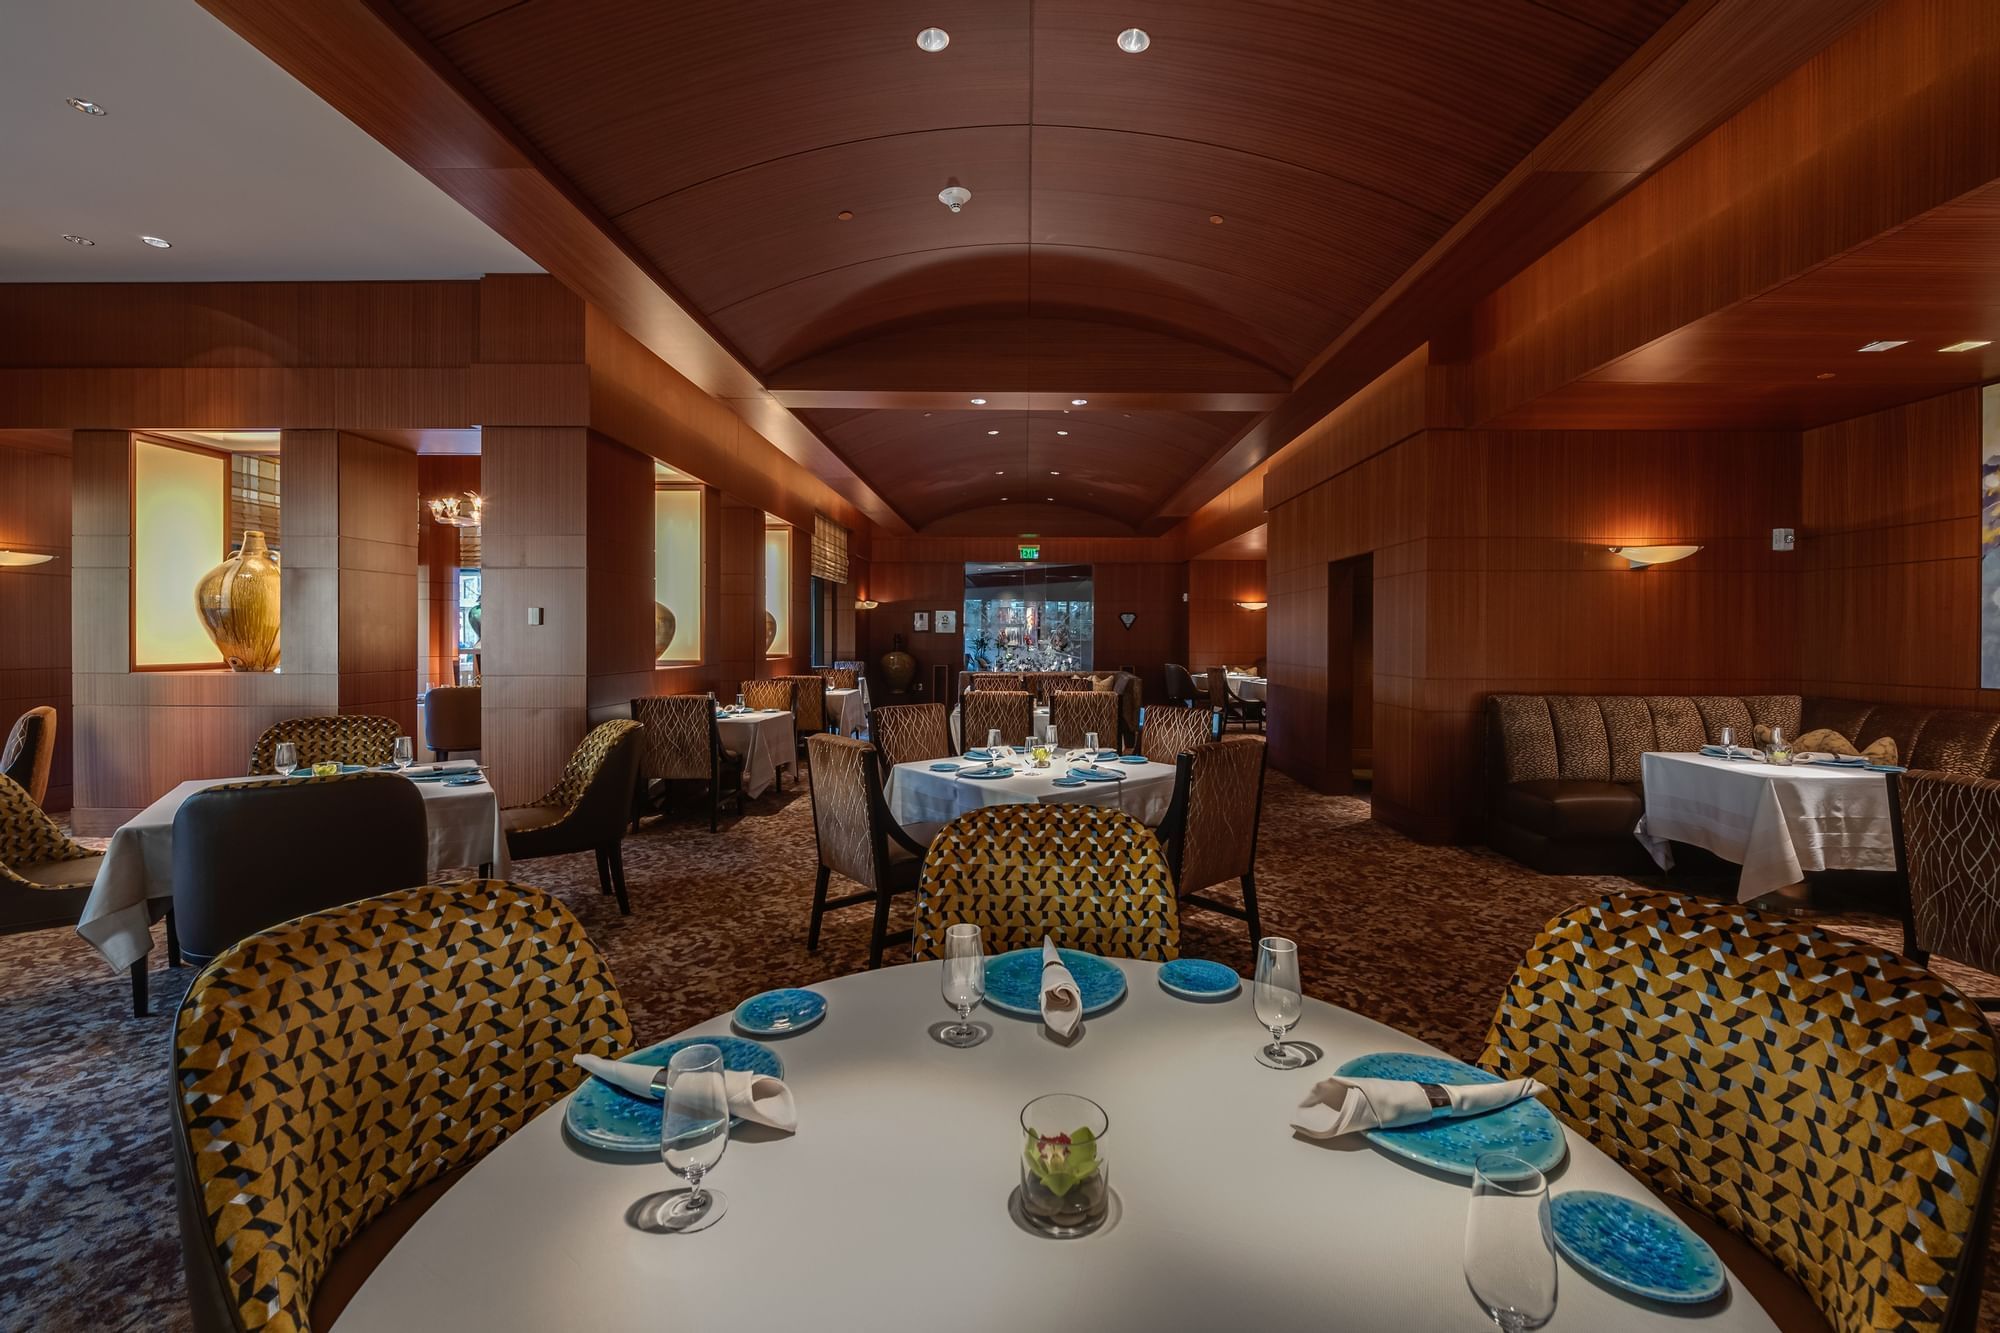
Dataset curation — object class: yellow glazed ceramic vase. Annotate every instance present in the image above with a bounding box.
[196,530,282,671]
[763,610,778,655]
[654,601,676,661]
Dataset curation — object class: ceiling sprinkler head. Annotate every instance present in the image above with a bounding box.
[938,185,972,213]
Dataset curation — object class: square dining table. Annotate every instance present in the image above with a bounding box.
[888,749,1176,830]
[714,707,798,798]
[825,687,866,736]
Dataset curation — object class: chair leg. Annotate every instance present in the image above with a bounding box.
[808,864,832,951]
[594,847,612,895]
[868,884,892,970]
[1241,871,1263,945]
[608,844,632,916]
[165,910,182,969]
[130,957,149,1017]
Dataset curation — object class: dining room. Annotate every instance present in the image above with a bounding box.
[7,0,2000,1330]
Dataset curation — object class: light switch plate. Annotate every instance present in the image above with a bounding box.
[528,607,544,625]
[1771,527,1795,551]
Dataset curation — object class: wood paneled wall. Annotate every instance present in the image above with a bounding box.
[586,434,658,718]
[0,441,72,809]
[1188,561,1267,675]
[334,433,419,733]
[718,500,765,694]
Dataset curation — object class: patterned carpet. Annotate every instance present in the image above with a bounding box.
[1,771,1993,1330]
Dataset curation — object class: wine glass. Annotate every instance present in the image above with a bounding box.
[985,727,1002,757]
[392,736,414,771]
[1719,726,1734,750]
[735,692,745,710]
[1464,1153,1556,1330]
[1253,937,1309,1069]
[656,1043,729,1232]
[273,740,299,775]
[936,923,988,1047]
[1084,730,1100,759]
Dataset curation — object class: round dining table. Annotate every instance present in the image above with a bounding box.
[335,960,1778,1331]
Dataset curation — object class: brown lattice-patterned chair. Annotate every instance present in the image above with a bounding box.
[963,690,1034,751]
[1485,890,2000,1333]
[1,705,57,807]
[1022,672,1091,705]
[503,720,644,914]
[775,674,829,737]
[1139,704,1216,765]
[1890,770,2000,1009]
[966,672,1024,693]
[1157,736,1268,945]
[631,695,743,832]
[806,735,930,968]
[741,678,800,786]
[821,666,859,690]
[1049,691,1118,750]
[250,714,400,774]
[871,703,953,771]
[171,881,632,1333]
[913,804,1179,962]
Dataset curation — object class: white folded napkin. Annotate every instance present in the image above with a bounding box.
[1041,937,1081,1039]
[575,1052,798,1134]
[1291,1073,1544,1140]
[407,759,480,775]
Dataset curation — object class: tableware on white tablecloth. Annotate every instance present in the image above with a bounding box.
[1254,937,1310,1069]
[1291,1071,1546,1140]
[1465,1153,1556,1331]
[1767,727,1791,765]
[1548,1191,1725,1305]
[938,924,988,1047]
[656,1045,730,1232]
[1039,936,1081,1039]
[735,692,745,709]
[986,727,1003,754]
[574,1053,797,1133]
[273,740,298,774]
[731,987,827,1037]
[393,736,414,771]
[1719,726,1734,749]
[1019,1093,1110,1237]
[1084,730,1100,755]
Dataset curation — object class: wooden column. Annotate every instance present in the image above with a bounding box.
[0,441,73,809]
[334,432,419,734]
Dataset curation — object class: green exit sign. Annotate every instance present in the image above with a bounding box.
[1018,544,1040,560]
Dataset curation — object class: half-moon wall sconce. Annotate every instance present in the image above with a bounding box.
[1608,545,1701,570]
[1235,600,1269,611]
[854,598,881,611]
[0,550,55,568]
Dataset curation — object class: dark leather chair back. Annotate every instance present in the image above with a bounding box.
[170,772,427,964]
[423,686,481,759]
[1164,664,1199,707]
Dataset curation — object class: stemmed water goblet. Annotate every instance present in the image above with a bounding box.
[936,923,988,1047]
[392,736,414,771]
[273,740,299,775]
[655,1043,730,1232]
[1463,1153,1556,1330]
[1253,937,1312,1069]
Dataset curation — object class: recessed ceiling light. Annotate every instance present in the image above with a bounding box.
[995,470,1005,475]
[1001,496,1008,501]
[1941,340,1993,352]
[66,97,106,116]
[1815,372,1836,380]
[1046,496,1055,501]
[1056,430,1069,436]
[1856,339,1907,352]
[1070,398,1088,405]
[1050,470,1060,475]
[916,27,950,52]
[969,397,987,405]
[139,235,172,249]
[1116,27,1151,53]
[837,209,854,221]
[987,429,1000,435]
[61,233,95,246]
[1208,213,1224,225]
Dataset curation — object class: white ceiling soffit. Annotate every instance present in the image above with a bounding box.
[0,0,540,282]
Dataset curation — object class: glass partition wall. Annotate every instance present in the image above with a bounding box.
[962,563,1093,671]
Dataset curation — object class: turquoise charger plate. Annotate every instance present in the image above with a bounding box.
[1117,755,1149,764]
[983,949,1126,1018]
[1158,958,1241,999]
[732,988,826,1036]
[1049,776,1086,788]
[1550,1191,1725,1304]
[1333,1052,1565,1178]
[284,763,367,777]
[958,766,1011,780]
[565,1035,781,1152]
[1073,766,1123,783]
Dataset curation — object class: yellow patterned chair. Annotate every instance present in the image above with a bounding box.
[1,704,57,807]
[1890,770,2000,1008]
[503,719,644,914]
[913,804,1179,961]
[806,735,930,968]
[1049,690,1118,749]
[870,703,953,772]
[250,714,400,774]
[171,881,631,1333]
[962,690,1034,751]
[1157,736,1269,945]
[1484,890,2000,1333]
[630,695,743,832]
[1138,703,1215,765]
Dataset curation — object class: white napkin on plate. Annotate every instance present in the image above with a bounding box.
[1041,937,1081,1038]
[575,1053,798,1133]
[406,759,479,775]
[1291,1073,1544,1140]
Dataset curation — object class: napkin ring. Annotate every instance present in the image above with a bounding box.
[1419,1082,1452,1116]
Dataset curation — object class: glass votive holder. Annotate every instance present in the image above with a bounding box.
[1019,1094,1110,1237]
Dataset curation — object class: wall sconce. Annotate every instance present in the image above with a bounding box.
[1235,600,1268,611]
[854,598,881,611]
[1608,544,1701,569]
[0,550,55,568]
[427,491,485,527]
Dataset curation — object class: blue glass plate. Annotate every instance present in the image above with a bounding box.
[1158,958,1240,999]
[928,762,963,772]
[285,763,367,777]
[1332,1052,1565,1178]
[732,987,826,1036]
[963,748,994,760]
[1550,1191,1725,1304]
[1117,755,1149,764]
[959,767,1010,780]
[444,775,485,787]
[1074,766,1123,782]
[1049,776,1087,788]
[565,1035,782,1152]
[983,949,1126,1018]
[1094,750,1120,761]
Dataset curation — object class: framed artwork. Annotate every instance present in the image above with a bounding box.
[1983,384,2000,686]
[935,609,958,634]
[914,611,930,632]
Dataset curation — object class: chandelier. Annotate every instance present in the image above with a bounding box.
[428,491,485,527]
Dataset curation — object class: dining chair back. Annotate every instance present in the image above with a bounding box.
[171,881,631,1333]
[966,672,1024,694]
[503,719,644,913]
[871,703,953,770]
[806,735,930,968]
[1889,769,2000,991]
[741,677,796,717]
[1484,890,2000,1333]
[630,695,742,831]
[1049,690,1117,748]
[962,690,1034,749]
[421,685,481,760]
[1023,672,1091,705]
[1139,704,1216,765]
[171,772,428,966]
[1158,736,1268,943]
[1164,663,1200,708]
[250,714,400,774]
[914,804,1180,961]
[775,674,829,734]
[822,666,859,690]
[1,705,56,807]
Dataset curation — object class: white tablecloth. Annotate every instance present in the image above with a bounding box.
[717,709,797,799]
[334,960,1777,1333]
[889,751,1175,829]
[1195,671,1266,702]
[78,770,507,972]
[826,688,865,736]
[949,705,1053,751]
[1634,751,1895,900]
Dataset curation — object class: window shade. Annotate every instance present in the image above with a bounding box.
[812,513,849,585]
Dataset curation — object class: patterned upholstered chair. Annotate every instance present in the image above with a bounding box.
[821,666,859,690]
[806,735,930,968]
[1,705,57,806]
[1139,704,1216,765]
[250,714,400,774]
[1890,770,2000,1006]
[631,695,744,832]
[1164,663,1201,708]
[962,690,1034,750]
[740,678,799,784]
[966,672,1024,693]
[1484,891,2000,1333]
[871,703,953,771]
[503,720,644,914]
[1204,664,1264,732]
[1023,672,1091,706]
[913,804,1180,961]
[0,772,167,1015]
[171,881,632,1333]
[1157,737,1269,944]
[1049,690,1118,749]
[775,674,829,738]
[421,685,480,761]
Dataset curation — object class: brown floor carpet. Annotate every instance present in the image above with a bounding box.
[1,772,1992,1329]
